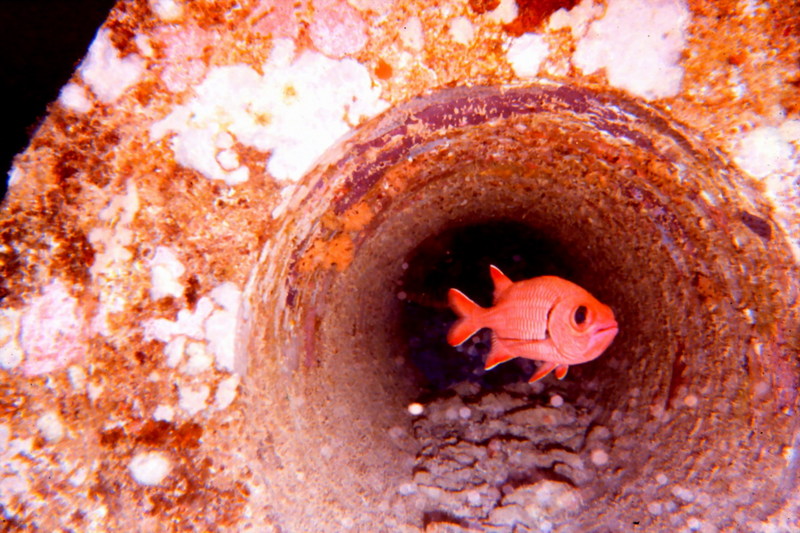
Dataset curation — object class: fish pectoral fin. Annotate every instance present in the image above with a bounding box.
[496,337,557,360]
[485,336,519,370]
[529,361,558,383]
[555,365,569,380]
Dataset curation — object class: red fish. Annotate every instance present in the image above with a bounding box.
[447,265,618,382]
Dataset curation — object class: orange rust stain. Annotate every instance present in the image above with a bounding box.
[321,201,373,232]
[469,0,501,15]
[504,0,580,36]
[297,233,355,273]
[341,201,374,232]
[375,58,393,80]
[98,420,204,450]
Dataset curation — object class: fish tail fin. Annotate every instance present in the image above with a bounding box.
[447,288,486,346]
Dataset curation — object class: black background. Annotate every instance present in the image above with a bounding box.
[1,0,116,202]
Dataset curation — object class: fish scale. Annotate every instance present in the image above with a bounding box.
[491,283,559,341]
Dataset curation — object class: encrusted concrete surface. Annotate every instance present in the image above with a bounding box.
[1,0,798,531]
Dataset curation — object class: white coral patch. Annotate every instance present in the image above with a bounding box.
[507,33,549,78]
[486,0,518,24]
[205,282,242,372]
[214,375,240,410]
[20,280,86,376]
[129,451,171,486]
[164,335,187,368]
[7,166,23,188]
[183,341,213,375]
[400,17,425,52]
[179,383,210,416]
[36,411,65,443]
[145,296,215,343]
[153,404,175,422]
[80,29,146,104]
[58,83,93,113]
[733,126,795,179]
[573,0,689,100]
[149,246,186,301]
[0,308,23,370]
[145,283,243,372]
[449,17,475,46]
[151,39,387,184]
[150,0,183,21]
[548,0,602,38]
[89,183,140,336]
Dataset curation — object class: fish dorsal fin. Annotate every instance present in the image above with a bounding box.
[489,265,513,299]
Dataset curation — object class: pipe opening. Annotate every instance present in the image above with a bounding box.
[243,84,799,530]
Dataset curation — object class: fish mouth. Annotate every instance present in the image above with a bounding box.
[596,322,619,335]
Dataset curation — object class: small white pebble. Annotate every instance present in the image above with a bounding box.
[688,517,702,530]
[129,451,171,486]
[407,402,424,415]
[684,394,698,407]
[459,407,471,420]
[588,425,611,441]
[401,262,409,270]
[69,466,89,487]
[321,445,333,459]
[647,501,663,516]
[753,381,770,398]
[467,490,482,506]
[0,424,9,452]
[696,492,712,507]
[153,404,175,422]
[550,394,564,407]
[87,382,104,402]
[671,485,695,503]
[398,482,417,496]
[67,365,87,392]
[529,381,545,394]
[590,448,609,466]
[656,473,669,485]
[650,402,666,420]
[36,411,65,443]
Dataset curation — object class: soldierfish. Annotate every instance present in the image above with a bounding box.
[447,265,618,382]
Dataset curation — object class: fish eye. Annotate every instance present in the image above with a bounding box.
[574,305,588,325]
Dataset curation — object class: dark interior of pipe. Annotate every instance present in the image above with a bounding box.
[246,85,799,530]
[400,220,604,392]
